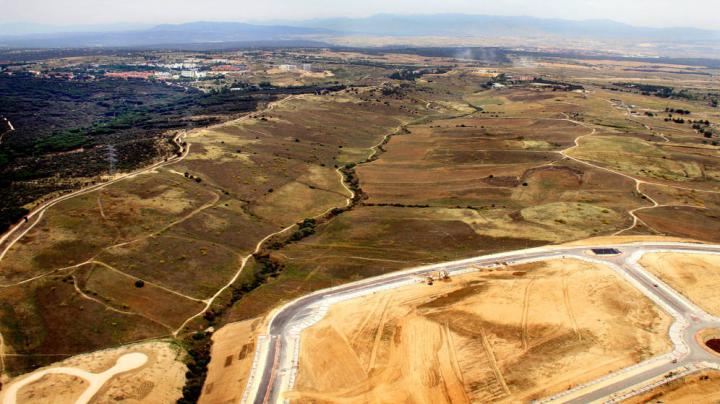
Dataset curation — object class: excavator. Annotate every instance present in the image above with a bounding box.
[424,270,450,285]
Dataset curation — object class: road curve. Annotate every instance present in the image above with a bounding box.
[241,241,720,404]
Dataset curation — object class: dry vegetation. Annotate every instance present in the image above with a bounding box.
[0,87,418,374]
[1,52,720,399]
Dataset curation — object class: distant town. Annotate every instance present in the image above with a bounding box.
[0,50,329,93]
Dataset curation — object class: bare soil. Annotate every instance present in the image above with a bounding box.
[625,371,720,404]
[2,341,184,404]
[199,318,261,404]
[640,252,720,316]
[290,258,671,403]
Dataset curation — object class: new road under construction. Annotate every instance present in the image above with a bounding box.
[241,241,720,404]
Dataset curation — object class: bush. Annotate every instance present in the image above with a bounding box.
[33,131,88,153]
[0,207,29,233]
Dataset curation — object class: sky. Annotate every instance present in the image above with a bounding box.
[1,0,719,30]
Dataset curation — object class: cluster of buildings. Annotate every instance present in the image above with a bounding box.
[105,71,157,80]
[2,53,329,85]
[277,63,315,72]
[0,66,89,81]
[0,54,253,83]
[103,58,250,81]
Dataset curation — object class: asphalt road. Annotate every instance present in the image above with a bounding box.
[244,242,720,404]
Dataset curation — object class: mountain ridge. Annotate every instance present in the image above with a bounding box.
[1,14,718,49]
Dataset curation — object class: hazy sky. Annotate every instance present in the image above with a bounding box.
[2,0,719,29]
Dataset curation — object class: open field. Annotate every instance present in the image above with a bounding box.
[198,318,261,404]
[222,204,547,323]
[640,252,720,316]
[0,340,185,404]
[0,87,419,375]
[637,207,720,242]
[625,371,720,403]
[289,258,672,403]
[219,69,720,330]
[560,235,704,246]
[567,134,720,186]
[1,53,720,400]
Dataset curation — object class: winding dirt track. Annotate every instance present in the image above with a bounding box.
[0,131,190,263]
[0,96,300,369]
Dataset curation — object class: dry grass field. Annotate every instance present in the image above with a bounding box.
[222,67,720,326]
[1,53,719,398]
[289,258,671,403]
[0,88,419,374]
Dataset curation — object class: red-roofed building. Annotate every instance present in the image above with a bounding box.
[105,71,156,80]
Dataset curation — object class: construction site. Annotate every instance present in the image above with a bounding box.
[286,257,672,403]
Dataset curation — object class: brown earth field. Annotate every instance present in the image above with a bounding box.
[289,258,672,403]
[561,235,704,246]
[640,252,720,316]
[625,371,720,404]
[0,87,424,374]
[637,206,720,242]
[220,73,720,328]
[222,205,548,322]
[1,60,720,389]
[198,318,261,404]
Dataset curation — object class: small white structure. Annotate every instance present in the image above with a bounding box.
[180,70,207,79]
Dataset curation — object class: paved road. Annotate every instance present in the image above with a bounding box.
[242,242,720,404]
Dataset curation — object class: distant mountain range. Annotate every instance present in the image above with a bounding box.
[0,22,332,48]
[288,14,720,42]
[1,14,718,49]
[0,22,154,36]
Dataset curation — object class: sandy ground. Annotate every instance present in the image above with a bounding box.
[288,258,672,403]
[15,374,87,404]
[561,235,705,247]
[640,252,720,317]
[625,371,720,403]
[199,319,261,404]
[0,341,185,404]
